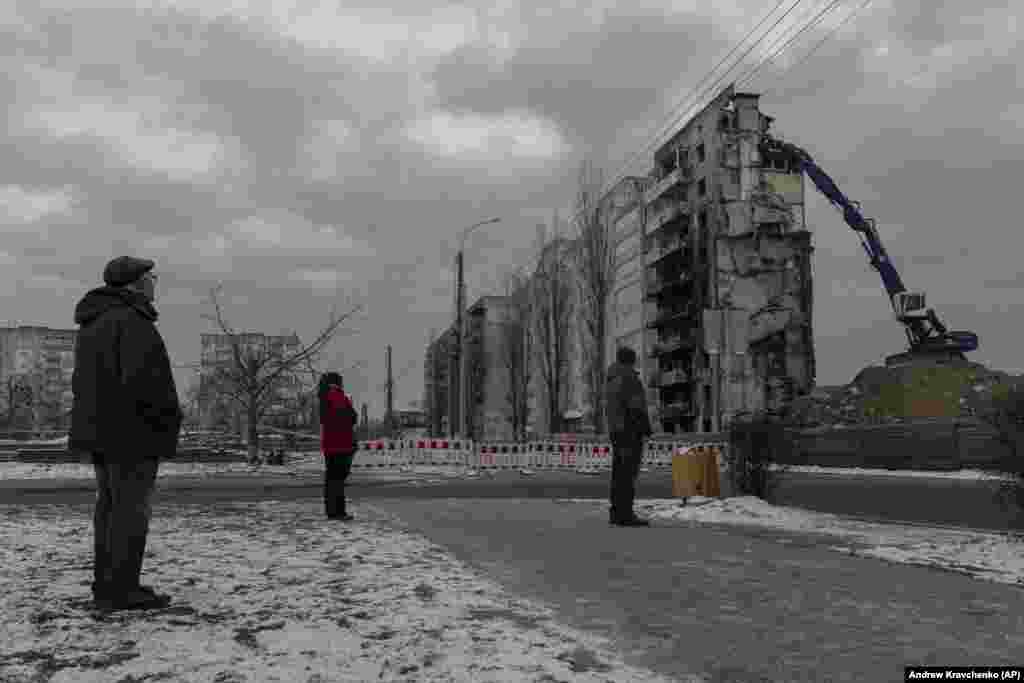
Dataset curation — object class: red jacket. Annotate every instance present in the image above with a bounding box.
[321,386,358,455]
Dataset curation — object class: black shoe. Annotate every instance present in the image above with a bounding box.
[99,588,171,612]
[623,516,650,527]
[137,585,171,603]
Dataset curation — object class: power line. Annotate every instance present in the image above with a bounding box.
[758,0,875,98]
[563,0,793,221]
[735,0,848,89]
[565,0,809,231]
[631,0,815,167]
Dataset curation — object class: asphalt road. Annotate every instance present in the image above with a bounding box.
[4,469,1021,532]
[368,498,1024,682]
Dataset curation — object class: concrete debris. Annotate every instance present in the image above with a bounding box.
[786,361,1024,427]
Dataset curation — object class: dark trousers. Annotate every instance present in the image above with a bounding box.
[324,453,354,517]
[609,440,643,520]
[92,456,159,593]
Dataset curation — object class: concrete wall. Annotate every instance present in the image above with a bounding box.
[779,419,1013,471]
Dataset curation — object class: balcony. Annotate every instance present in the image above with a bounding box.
[661,401,694,420]
[648,305,698,329]
[646,237,688,267]
[645,271,692,299]
[648,330,695,354]
[660,368,690,387]
[643,167,691,204]
[646,202,689,234]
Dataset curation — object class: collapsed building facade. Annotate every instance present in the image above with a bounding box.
[427,84,816,438]
[609,84,815,433]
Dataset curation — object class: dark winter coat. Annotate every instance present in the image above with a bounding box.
[70,286,182,461]
[605,362,652,445]
[320,386,358,455]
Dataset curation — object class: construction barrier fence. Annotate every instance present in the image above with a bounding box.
[349,438,727,472]
[8,431,728,476]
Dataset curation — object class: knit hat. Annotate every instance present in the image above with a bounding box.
[103,256,155,287]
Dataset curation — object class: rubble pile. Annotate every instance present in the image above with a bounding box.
[786,362,1023,428]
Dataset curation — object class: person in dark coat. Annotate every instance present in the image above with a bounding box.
[319,372,359,520]
[605,346,653,526]
[70,256,183,610]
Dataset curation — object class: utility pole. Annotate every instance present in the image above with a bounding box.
[386,344,394,438]
[455,251,465,438]
[361,403,369,440]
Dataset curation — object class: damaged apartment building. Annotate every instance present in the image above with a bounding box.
[608,84,815,434]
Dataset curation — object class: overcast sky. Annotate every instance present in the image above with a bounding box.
[2,0,1021,419]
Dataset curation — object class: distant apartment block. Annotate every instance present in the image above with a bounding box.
[425,296,525,442]
[198,332,303,431]
[0,325,77,431]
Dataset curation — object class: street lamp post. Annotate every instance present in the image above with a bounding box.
[452,217,501,439]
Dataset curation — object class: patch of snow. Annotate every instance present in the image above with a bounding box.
[557,497,1024,587]
[0,454,479,483]
[0,501,692,682]
[776,465,1015,481]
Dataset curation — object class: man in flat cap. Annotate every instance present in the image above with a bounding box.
[71,256,183,611]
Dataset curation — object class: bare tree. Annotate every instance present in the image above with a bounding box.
[571,160,615,434]
[202,285,362,463]
[498,267,531,441]
[531,214,575,435]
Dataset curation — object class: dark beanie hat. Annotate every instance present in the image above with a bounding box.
[103,256,155,287]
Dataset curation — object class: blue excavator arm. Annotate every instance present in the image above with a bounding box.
[763,136,978,357]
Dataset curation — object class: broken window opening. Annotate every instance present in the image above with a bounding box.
[696,143,706,164]
[698,178,707,197]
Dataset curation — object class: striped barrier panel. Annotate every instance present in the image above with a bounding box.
[369,440,391,468]
[449,440,473,467]
[536,442,556,469]
[509,444,526,469]
[393,440,414,468]
[646,442,675,468]
[589,444,612,470]
[475,443,527,470]
[581,443,594,470]
[511,444,527,469]
[527,442,547,469]
[356,440,380,466]
[477,444,497,469]
[425,439,447,465]
[557,443,578,469]
[414,440,429,465]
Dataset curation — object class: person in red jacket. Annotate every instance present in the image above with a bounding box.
[318,372,359,520]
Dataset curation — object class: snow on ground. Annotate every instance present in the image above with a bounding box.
[0,500,695,683]
[0,454,474,482]
[2,447,1017,482]
[774,464,1015,481]
[561,496,1024,587]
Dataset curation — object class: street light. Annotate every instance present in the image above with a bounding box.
[452,217,501,439]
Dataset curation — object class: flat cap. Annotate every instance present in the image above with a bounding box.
[103,256,155,287]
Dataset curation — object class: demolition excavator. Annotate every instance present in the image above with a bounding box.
[762,135,979,368]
